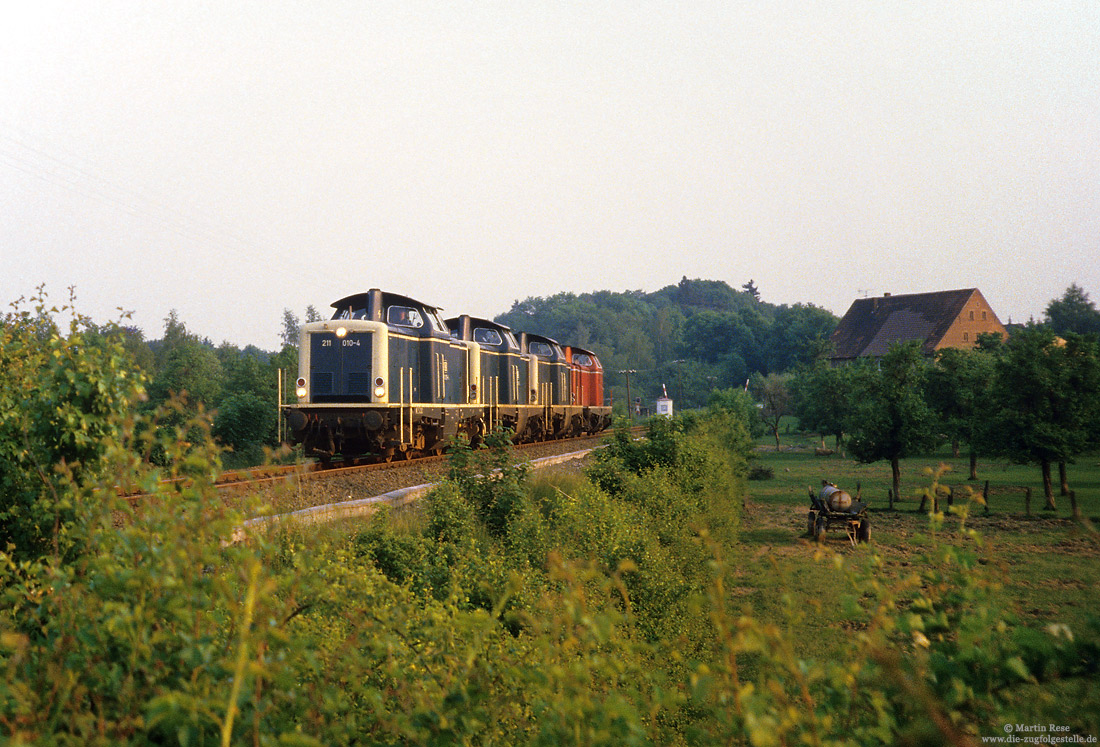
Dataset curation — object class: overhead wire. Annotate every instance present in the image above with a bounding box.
[0,121,282,265]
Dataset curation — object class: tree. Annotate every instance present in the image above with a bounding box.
[1045,283,1100,337]
[925,346,997,480]
[741,279,761,301]
[146,313,224,424]
[213,392,278,466]
[281,308,301,348]
[985,326,1100,511]
[846,343,940,509]
[765,304,838,372]
[679,311,759,368]
[752,373,791,451]
[791,363,853,452]
[708,387,766,438]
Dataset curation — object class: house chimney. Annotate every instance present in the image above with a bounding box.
[883,292,891,297]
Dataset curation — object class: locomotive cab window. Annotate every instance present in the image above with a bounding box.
[474,328,503,346]
[504,331,520,349]
[387,306,424,328]
[574,353,593,366]
[335,305,368,320]
[530,342,553,357]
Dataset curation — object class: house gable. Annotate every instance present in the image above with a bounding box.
[934,289,1008,351]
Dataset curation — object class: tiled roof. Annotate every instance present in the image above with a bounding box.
[830,289,977,360]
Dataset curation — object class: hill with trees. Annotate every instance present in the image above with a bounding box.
[496,276,838,413]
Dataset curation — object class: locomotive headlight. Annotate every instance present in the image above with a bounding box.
[335,326,348,338]
[374,377,385,398]
[296,377,307,398]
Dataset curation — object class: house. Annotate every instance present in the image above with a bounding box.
[829,288,1008,365]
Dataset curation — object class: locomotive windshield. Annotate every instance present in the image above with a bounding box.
[387,306,424,328]
[574,353,593,366]
[333,305,368,320]
[474,328,503,346]
[530,342,553,357]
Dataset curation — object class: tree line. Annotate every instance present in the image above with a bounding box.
[774,321,1100,511]
[496,276,839,412]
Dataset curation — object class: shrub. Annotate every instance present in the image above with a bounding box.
[747,463,774,480]
[0,289,146,562]
[212,391,276,468]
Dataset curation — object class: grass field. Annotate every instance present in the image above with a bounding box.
[734,421,1100,663]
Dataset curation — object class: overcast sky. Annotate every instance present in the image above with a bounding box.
[2,1,1097,349]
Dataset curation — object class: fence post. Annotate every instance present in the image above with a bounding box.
[983,480,990,514]
[1070,490,1080,520]
[1025,487,1031,517]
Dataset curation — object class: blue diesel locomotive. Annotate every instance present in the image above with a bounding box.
[284,289,612,461]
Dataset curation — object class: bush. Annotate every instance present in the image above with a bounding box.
[747,463,774,480]
[212,391,277,468]
[0,290,145,561]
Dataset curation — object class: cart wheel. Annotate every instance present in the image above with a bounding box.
[857,519,870,543]
[814,516,827,543]
[807,511,817,537]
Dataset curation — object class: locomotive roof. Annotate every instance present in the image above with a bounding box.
[443,315,513,332]
[523,331,561,345]
[330,290,441,313]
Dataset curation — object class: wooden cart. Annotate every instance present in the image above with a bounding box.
[807,482,870,546]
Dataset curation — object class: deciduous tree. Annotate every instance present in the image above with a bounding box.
[1045,283,1100,337]
[846,343,940,508]
[925,345,997,480]
[791,363,853,452]
[752,372,791,451]
[985,326,1100,511]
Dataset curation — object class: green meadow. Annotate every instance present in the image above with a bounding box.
[736,420,1100,683]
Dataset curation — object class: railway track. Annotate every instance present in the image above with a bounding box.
[127,427,641,503]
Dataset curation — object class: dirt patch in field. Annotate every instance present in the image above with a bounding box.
[741,492,1100,558]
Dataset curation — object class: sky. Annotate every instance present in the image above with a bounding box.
[2,1,1097,350]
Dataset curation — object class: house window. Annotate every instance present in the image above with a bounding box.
[969,311,974,321]
[982,311,987,320]
[963,332,969,342]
